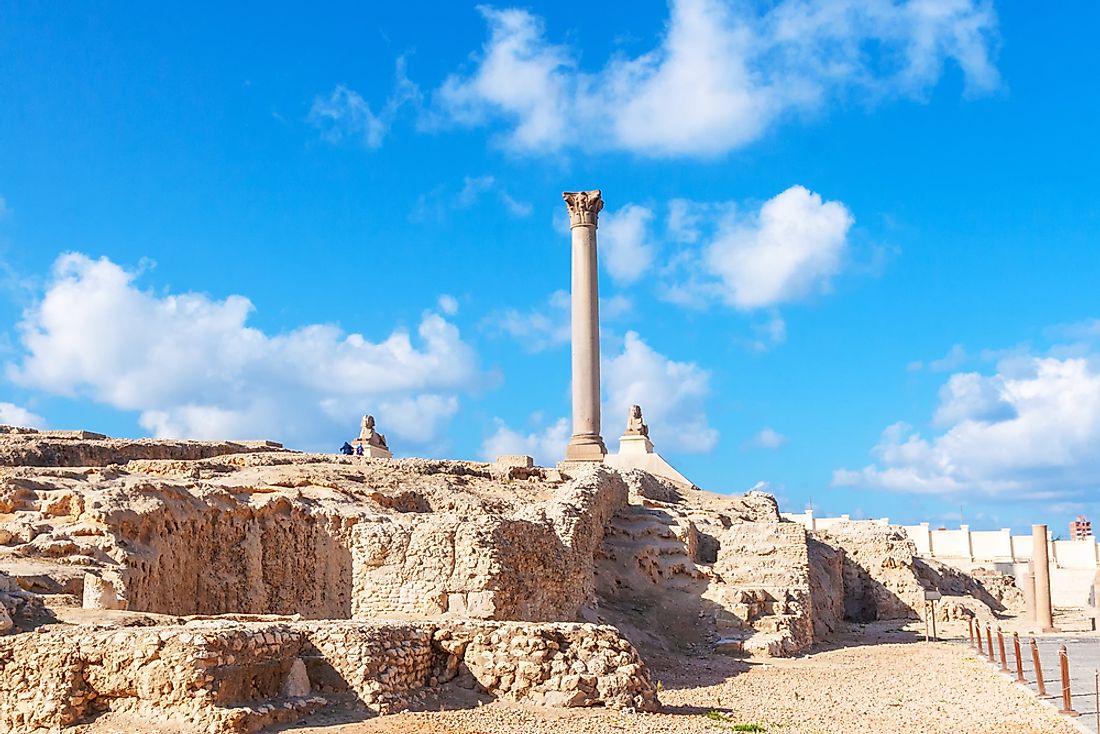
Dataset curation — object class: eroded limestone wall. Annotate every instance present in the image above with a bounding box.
[707,521,815,656]
[812,522,927,622]
[351,469,627,622]
[96,487,362,618]
[0,433,282,468]
[0,619,658,734]
[806,536,845,639]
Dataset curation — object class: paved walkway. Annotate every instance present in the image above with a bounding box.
[970,630,1100,733]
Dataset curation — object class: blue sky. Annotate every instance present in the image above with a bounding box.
[2,1,1099,535]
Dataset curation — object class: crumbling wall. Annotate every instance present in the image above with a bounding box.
[438,621,657,710]
[806,535,845,640]
[596,474,814,660]
[0,430,282,467]
[351,469,627,622]
[0,618,657,734]
[91,485,361,618]
[706,521,815,656]
[812,522,927,622]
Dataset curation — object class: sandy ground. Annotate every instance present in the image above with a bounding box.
[247,621,1078,734]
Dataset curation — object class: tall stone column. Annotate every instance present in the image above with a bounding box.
[562,190,607,462]
[1033,524,1056,632]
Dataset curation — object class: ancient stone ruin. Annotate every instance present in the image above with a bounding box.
[0,427,1022,733]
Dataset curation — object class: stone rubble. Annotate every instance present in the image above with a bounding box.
[0,618,655,734]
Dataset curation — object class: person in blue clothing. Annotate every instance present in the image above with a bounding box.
[340,442,354,455]
[355,444,364,456]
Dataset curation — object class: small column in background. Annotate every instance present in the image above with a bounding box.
[1033,524,1056,632]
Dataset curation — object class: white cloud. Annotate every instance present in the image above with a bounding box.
[631,186,858,314]
[436,0,999,157]
[600,204,656,285]
[925,343,969,372]
[486,291,632,352]
[413,174,532,221]
[500,191,533,218]
[437,294,459,316]
[482,330,716,462]
[436,8,573,150]
[480,416,569,466]
[834,353,1100,500]
[456,175,495,208]
[603,331,717,452]
[309,58,421,148]
[747,311,788,352]
[488,289,572,352]
[0,402,45,429]
[746,427,789,450]
[8,254,483,451]
[932,371,1015,426]
[703,186,853,309]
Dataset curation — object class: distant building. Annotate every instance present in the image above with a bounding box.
[1070,515,1093,540]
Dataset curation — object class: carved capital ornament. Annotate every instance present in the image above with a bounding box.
[562,190,604,228]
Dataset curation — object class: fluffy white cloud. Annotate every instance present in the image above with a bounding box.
[834,354,1100,500]
[746,427,789,450]
[932,371,1015,426]
[437,0,999,156]
[8,254,483,451]
[656,186,855,311]
[309,59,421,148]
[480,416,569,466]
[483,330,716,461]
[489,289,572,352]
[704,186,853,308]
[436,8,573,150]
[603,331,717,452]
[0,402,45,429]
[437,294,459,316]
[600,205,656,285]
[486,291,632,353]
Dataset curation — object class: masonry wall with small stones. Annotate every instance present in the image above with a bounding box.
[351,469,627,621]
[707,520,815,656]
[0,619,657,734]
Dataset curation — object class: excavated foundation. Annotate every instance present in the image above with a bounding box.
[0,431,1028,733]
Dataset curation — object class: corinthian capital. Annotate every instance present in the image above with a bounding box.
[562,190,604,228]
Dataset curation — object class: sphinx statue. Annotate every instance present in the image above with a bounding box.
[352,414,392,458]
[624,405,649,438]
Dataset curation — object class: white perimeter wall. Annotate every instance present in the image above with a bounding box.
[782,511,1100,607]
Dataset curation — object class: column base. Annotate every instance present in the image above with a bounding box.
[563,434,607,462]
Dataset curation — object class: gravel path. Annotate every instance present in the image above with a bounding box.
[281,622,1079,734]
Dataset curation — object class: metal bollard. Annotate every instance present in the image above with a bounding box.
[997,627,1009,672]
[968,617,975,647]
[1031,638,1047,696]
[1058,644,1079,716]
[986,623,995,662]
[1013,631,1025,683]
[977,622,984,655]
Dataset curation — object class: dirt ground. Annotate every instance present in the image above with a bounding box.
[241,621,1076,734]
